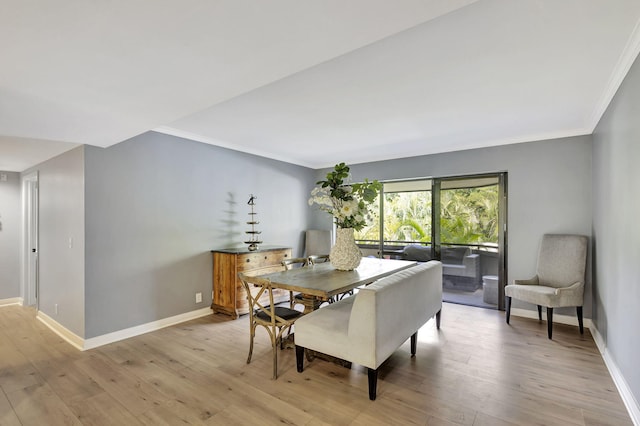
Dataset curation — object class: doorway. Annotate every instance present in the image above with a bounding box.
[355,173,507,310]
[22,172,39,307]
[435,175,506,309]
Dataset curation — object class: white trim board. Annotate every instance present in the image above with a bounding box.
[590,326,640,426]
[37,311,84,350]
[37,307,213,351]
[588,15,640,132]
[511,309,640,425]
[510,307,592,329]
[83,307,213,350]
[0,297,23,307]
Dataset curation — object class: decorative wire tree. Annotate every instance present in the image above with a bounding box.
[244,194,263,251]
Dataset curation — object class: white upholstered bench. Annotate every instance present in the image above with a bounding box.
[294,261,443,400]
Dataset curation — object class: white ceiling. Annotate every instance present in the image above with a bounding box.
[2,0,640,172]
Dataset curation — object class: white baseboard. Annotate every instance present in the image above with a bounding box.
[37,311,85,350]
[510,307,593,329]
[590,322,606,354]
[0,297,24,307]
[511,309,639,425]
[590,326,640,426]
[37,307,213,351]
[83,307,213,350]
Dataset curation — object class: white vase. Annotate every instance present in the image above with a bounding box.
[330,228,362,271]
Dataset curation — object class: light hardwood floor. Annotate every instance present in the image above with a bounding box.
[0,302,632,426]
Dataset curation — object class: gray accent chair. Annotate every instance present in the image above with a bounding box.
[304,229,331,257]
[505,234,588,339]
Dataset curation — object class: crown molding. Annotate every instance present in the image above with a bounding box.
[588,17,640,131]
[152,126,315,169]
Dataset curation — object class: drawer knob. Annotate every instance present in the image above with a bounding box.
[246,259,250,263]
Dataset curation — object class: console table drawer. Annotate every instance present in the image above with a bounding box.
[237,250,290,272]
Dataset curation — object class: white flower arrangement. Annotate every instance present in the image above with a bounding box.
[308,163,381,231]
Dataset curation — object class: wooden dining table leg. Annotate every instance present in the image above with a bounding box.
[300,294,324,314]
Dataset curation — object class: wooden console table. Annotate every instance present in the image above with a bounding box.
[211,246,291,319]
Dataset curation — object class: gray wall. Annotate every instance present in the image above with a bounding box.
[336,135,593,317]
[0,171,21,299]
[25,147,86,336]
[18,109,597,346]
[592,53,640,405]
[84,132,315,338]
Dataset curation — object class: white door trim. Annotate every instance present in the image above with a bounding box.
[21,171,39,308]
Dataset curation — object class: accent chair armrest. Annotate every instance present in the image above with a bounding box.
[555,281,583,295]
[554,281,584,307]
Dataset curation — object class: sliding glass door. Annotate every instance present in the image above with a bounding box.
[355,173,507,310]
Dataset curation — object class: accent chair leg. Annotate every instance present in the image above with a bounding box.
[435,309,441,330]
[410,332,417,356]
[295,345,304,372]
[367,368,378,401]
[547,307,554,339]
[505,296,511,324]
[577,306,584,334]
[537,305,542,321]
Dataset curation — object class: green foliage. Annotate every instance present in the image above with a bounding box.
[440,187,498,244]
[355,184,498,245]
[310,163,382,231]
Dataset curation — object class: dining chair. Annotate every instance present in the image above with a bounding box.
[308,254,330,265]
[282,257,311,309]
[282,257,311,268]
[238,273,303,379]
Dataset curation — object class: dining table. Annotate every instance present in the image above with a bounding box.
[257,257,418,313]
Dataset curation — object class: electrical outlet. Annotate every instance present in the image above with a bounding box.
[195,292,202,303]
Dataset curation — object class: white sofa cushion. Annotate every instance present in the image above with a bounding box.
[294,261,442,370]
[293,296,355,360]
